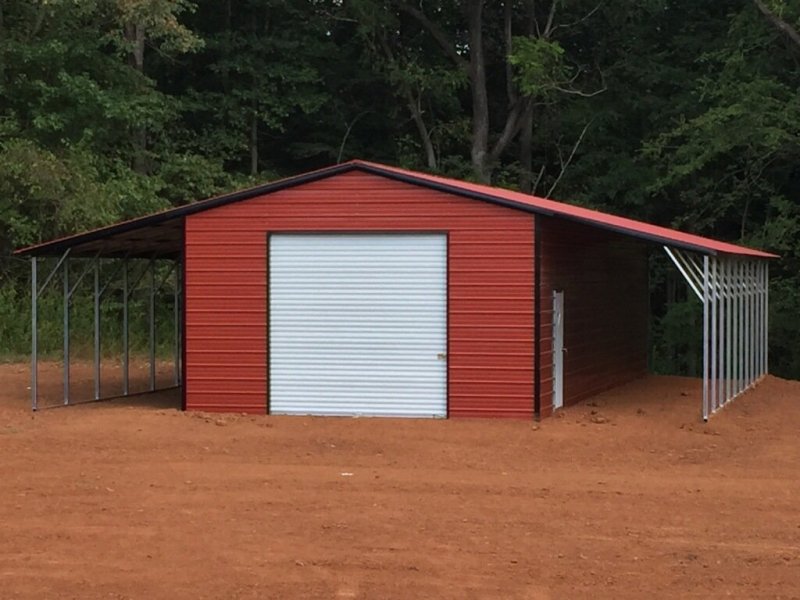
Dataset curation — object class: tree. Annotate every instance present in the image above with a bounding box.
[348,1,603,184]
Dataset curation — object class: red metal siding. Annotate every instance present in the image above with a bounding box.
[538,217,649,416]
[184,170,535,418]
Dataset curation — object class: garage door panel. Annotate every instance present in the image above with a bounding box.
[269,234,447,417]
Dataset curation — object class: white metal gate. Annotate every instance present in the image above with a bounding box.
[269,233,448,417]
[552,290,565,410]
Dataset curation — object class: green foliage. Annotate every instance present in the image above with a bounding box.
[508,37,570,98]
[0,0,799,380]
[650,300,703,376]
[0,269,177,359]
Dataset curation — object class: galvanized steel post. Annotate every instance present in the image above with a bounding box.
[725,259,732,403]
[746,262,752,388]
[733,261,739,396]
[149,259,156,392]
[741,261,746,390]
[718,258,725,409]
[751,262,756,384]
[173,261,179,386]
[94,258,100,400]
[759,261,765,378]
[123,258,129,396]
[710,257,717,413]
[702,255,709,421]
[765,262,769,375]
[31,257,38,411]
[63,257,70,405]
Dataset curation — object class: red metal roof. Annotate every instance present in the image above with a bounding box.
[352,161,777,259]
[14,159,777,258]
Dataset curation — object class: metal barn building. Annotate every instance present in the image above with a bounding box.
[17,160,776,420]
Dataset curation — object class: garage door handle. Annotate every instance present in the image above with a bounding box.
[437,352,447,361]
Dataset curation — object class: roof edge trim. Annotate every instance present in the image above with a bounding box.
[353,163,727,256]
[14,162,359,256]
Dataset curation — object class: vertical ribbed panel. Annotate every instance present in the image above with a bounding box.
[538,217,649,415]
[269,234,447,417]
[184,170,535,417]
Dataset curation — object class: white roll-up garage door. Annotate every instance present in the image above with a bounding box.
[269,233,447,417]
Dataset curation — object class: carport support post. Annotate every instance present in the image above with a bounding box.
[710,258,717,413]
[123,259,129,396]
[733,262,740,396]
[31,258,38,411]
[173,261,179,386]
[149,259,156,392]
[742,261,747,389]
[745,262,751,388]
[702,256,710,421]
[718,259,725,409]
[726,259,732,402]
[63,257,69,405]
[759,262,764,378]
[765,262,769,375]
[94,258,100,400]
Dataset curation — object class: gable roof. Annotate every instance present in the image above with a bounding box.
[14,159,777,258]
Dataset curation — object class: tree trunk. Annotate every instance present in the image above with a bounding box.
[0,3,4,84]
[466,1,491,183]
[518,1,537,192]
[753,0,800,49]
[407,92,437,170]
[126,22,147,173]
[250,112,258,176]
[518,104,534,192]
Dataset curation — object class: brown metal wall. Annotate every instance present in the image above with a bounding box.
[538,217,649,416]
[184,170,536,417]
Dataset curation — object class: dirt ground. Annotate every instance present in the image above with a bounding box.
[1,362,799,599]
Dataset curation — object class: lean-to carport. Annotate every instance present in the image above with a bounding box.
[20,215,184,410]
[665,249,770,420]
[15,160,779,419]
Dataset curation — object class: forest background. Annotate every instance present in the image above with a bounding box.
[1,0,798,378]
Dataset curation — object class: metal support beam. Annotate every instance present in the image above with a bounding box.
[98,253,131,297]
[670,248,770,420]
[31,258,38,411]
[755,262,761,379]
[664,246,703,300]
[126,260,153,299]
[733,261,740,396]
[94,258,101,400]
[149,259,156,392]
[702,256,710,421]
[764,263,769,375]
[123,259,129,396]
[747,262,753,387]
[752,262,756,386]
[154,261,176,295]
[37,248,71,298]
[67,252,100,298]
[725,259,732,403]
[718,259,725,410]
[710,257,717,413]
[173,261,180,386]
[741,261,747,388]
[63,257,70,405]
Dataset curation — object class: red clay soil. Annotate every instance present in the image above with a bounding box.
[1,361,799,599]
